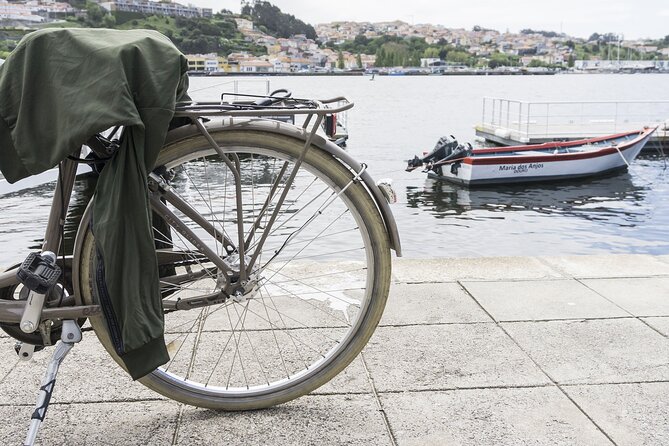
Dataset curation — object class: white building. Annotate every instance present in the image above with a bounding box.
[99,0,212,18]
[0,1,56,22]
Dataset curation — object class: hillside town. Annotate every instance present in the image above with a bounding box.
[211,19,669,74]
[0,0,668,74]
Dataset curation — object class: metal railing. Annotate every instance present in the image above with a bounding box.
[480,97,669,142]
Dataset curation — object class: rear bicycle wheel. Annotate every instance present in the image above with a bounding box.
[77,126,392,410]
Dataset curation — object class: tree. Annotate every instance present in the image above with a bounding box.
[568,54,575,67]
[102,13,116,28]
[242,1,316,39]
[337,50,344,69]
[356,53,362,68]
[527,59,547,68]
[487,52,517,68]
[446,50,472,66]
[423,47,440,59]
[353,34,369,46]
[86,3,104,24]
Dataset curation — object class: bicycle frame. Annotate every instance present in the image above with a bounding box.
[0,95,403,330]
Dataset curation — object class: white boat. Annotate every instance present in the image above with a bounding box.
[406,128,657,186]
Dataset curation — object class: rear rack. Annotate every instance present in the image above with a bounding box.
[174,94,353,120]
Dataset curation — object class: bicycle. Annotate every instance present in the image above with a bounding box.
[0,91,401,445]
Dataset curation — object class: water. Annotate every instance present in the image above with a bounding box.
[1,74,668,264]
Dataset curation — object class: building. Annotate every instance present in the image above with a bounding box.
[239,59,274,73]
[99,0,212,18]
[185,53,227,72]
[0,1,75,22]
[0,1,43,22]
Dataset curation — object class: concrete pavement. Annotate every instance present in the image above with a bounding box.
[0,254,667,445]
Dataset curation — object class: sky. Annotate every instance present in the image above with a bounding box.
[189,0,668,40]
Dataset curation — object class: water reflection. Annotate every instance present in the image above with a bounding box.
[406,172,648,226]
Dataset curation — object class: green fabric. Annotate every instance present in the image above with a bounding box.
[0,28,189,379]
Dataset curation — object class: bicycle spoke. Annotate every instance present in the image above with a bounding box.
[77,133,389,405]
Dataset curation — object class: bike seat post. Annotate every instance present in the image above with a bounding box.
[23,320,82,446]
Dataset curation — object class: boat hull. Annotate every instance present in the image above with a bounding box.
[429,129,653,186]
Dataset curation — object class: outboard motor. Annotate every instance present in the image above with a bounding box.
[425,135,459,163]
[406,135,460,171]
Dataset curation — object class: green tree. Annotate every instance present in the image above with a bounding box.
[356,53,362,68]
[446,50,472,66]
[102,13,116,28]
[527,59,547,68]
[86,3,104,24]
[423,47,440,59]
[337,50,344,69]
[375,47,387,66]
[242,1,316,39]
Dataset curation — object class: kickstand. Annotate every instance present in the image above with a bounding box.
[23,320,82,446]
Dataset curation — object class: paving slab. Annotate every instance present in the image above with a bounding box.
[381,387,612,446]
[363,324,550,392]
[564,382,669,446]
[581,277,669,317]
[0,334,159,405]
[392,257,564,283]
[642,317,669,336]
[176,394,391,446]
[379,282,492,326]
[462,279,630,321]
[539,255,669,278]
[503,319,669,384]
[0,400,180,445]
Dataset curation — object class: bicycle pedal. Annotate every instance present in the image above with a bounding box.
[17,252,61,294]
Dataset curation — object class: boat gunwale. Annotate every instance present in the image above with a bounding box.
[464,127,655,166]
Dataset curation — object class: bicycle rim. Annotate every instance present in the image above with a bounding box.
[77,127,391,409]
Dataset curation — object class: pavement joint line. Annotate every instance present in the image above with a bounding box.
[396,274,669,286]
[394,277,567,285]
[375,383,555,394]
[360,352,398,446]
[0,397,166,407]
[1,379,664,408]
[500,315,650,324]
[0,359,18,384]
[378,321,496,328]
[364,379,669,396]
[559,379,669,387]
[171,403,185,446]
[568,274,669,280]
[575,278,669,338]
[458,279,620,446]
[376,316,652,329]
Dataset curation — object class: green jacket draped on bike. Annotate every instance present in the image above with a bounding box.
[0,28,189,379]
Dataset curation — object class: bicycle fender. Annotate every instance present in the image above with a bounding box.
[164,119,402,256]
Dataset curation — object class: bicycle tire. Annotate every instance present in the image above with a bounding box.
[76,125,391,410]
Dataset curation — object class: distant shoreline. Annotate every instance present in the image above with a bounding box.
[190,70,668,77]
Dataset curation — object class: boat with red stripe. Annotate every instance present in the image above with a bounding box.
[406,127,657,186]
